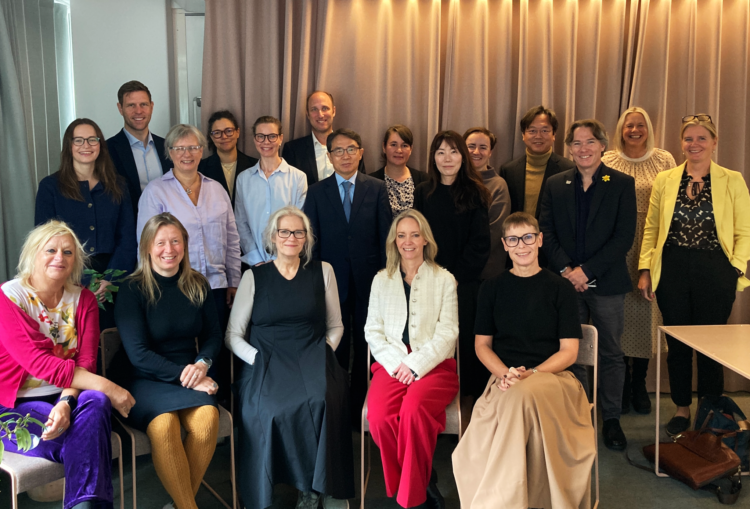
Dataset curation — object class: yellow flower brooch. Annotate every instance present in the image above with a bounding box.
[602,175,611,182]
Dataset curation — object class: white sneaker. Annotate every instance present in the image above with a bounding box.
[296,491,320,509]
[322,496,349,509]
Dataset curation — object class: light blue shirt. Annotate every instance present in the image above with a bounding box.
[234,159,308,266]
[335,172,357,203]
[123,129,164,191]
[137,170,242,289]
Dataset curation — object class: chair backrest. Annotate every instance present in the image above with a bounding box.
[100,328,122,378]
[576,324,597,367]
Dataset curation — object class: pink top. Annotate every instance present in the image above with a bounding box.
[0,284,99,407]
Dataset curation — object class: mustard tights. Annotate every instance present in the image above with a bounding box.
[146,405,219,509]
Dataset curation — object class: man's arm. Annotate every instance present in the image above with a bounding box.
[538,180,573,272]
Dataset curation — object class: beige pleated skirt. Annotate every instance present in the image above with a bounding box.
[452,371,596,509]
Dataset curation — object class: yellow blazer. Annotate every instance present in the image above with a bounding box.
[639,162,750,291]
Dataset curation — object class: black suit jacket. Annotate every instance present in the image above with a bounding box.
[282,134,365,186]
[303,172,392,302]
[106,129,171,216]
[539,164,637,296]
[198,150,258,206]
[499,152,576,218]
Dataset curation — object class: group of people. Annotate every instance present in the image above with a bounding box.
[1,76,749,509]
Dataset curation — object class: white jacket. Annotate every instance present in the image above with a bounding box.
[364,262,458,377]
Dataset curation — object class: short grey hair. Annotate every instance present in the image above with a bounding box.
[164,124,208,160]
[263,206,314,267]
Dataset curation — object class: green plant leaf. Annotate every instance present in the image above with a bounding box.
[105,292,114,304]
[26,417,45,428]
[109,286,120,292]
[15,428,31,452]
[98,300,106,310]
[0,439,4,464]
[83,269,98,275]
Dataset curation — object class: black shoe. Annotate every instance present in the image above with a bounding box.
[631,387,652,414]
[602,418,627,451]
[666,415,691,436]
[621,394,631,414]
[425,469,445,509]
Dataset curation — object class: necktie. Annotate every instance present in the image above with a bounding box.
[342,181,352,222]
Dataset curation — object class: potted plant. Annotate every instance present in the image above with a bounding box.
[84,268,128,310]
[0,412,44,463]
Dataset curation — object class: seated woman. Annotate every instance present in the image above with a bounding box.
[364,209,459,509]
[0,220,135,509]
[452,211,595,509]
[112,213,221,509]
[226,206,354,509]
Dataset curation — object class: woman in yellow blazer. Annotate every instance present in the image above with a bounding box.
[638,114,750,436]
[364,209,459,509]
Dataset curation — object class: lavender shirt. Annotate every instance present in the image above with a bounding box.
[137,170,241,289]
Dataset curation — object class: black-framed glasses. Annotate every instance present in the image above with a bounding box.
[330,146,361,157]
[503,232,540,247]
[169,145,202,154]
[254,133,280,143]
[72,136,100,146]
[682,114,713,124]
[277,229,307,239]
[210,128,236,138]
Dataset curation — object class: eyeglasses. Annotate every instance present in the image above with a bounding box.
[525,128,552,136]
[72,136,100,146]
[169,146,202,154]
[254,133,280,143]
[503,232,540,247]
[277,229,307,239]
[682,114,713,124]
[330,146,361,157]
[210,128,236,138]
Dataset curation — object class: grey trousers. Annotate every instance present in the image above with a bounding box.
[568,291,626,422]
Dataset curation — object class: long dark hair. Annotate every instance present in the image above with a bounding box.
[426,130,490,213]
[58,118,123,203]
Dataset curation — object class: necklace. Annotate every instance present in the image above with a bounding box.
[176,174,199,195]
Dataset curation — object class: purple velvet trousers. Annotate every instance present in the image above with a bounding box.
[1,390,114,509]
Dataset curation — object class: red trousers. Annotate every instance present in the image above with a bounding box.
[367,358,459,508]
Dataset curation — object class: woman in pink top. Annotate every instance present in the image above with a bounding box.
[0,220,134,509]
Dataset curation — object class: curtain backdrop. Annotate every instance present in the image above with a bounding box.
[203,0,750,391]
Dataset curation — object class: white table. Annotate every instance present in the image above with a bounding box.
[655,324,750,477]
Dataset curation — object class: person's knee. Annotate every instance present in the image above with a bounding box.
[182,405,219,436]
[147,411,181,440]
[79,390,112,412]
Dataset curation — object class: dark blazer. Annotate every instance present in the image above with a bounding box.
[539,164,637,296]
[106,129,171,216]
[198,150,258,206]
[370,167,430,186]
[304,172,392,302]
[499,152,576,218]
[282,134,366,186]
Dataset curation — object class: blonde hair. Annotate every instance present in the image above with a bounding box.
[16,220,88,292]
[385,209,439,277]
[263,206,314,267]
[613,107,655,155]
[680,114,718,140]
[130,213,208,307]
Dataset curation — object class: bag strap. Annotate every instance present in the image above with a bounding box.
[626,444,660,473]
[702,468,742,505]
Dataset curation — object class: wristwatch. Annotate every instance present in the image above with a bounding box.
[59,395,77,412]
[197,357,213,369]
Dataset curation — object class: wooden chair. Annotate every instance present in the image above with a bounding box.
[100,328,236,509]
[360,344,469,508]
[0,429,124,509]
[578,324,600,509]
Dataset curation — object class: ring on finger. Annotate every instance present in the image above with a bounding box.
[57,427,65,434]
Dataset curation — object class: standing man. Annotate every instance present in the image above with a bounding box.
[500,105,575,218]
[107,81,171,216]
[539,119,636,452]
[304,128,392,424]
[283,90,364,186]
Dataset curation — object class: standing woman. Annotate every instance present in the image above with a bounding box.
[137,124,241,330]
[601,107,676,414]
[198,110,258,205]
[365,209,459,509]
[113,213,221,509]
[36,118,136,330]
[371,125,430,215]
[639,114,750,436]
[226,206,353,509]
[413,130,491,401]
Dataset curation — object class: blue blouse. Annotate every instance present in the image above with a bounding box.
[35,172,137,276]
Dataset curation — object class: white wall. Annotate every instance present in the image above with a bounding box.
[70,0,173,138]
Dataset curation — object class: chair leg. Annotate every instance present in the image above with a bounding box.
[114,433,125,509]
[123,426,137,509]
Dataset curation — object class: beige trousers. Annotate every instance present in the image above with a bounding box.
[452,371,595,509]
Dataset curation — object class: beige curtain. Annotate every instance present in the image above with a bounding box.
[203,0,750,391]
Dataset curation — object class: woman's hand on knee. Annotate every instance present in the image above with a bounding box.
[181,362,209,389]
[193,376,219,395]
[392,363,415,385]
[41,401,71,440]
[107,383,136,418]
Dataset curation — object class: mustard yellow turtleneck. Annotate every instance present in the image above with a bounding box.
[524,148,553,215]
